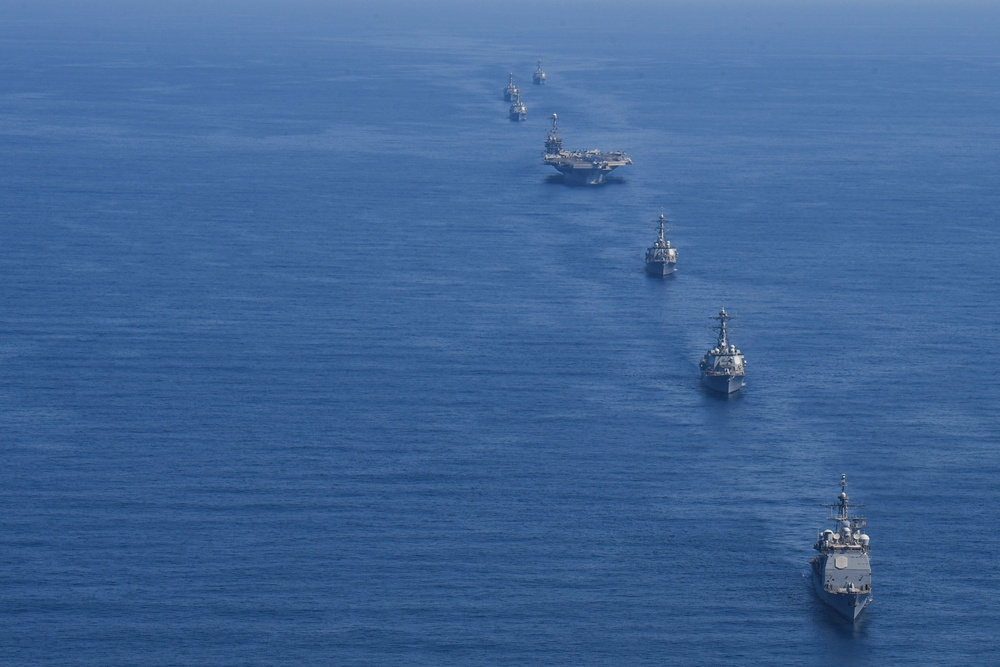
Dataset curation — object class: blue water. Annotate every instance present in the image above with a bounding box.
[2,2,999,664]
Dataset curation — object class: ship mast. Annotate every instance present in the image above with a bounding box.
[710,308,732,349]
[822,473,865,528]
[657,212,666,245]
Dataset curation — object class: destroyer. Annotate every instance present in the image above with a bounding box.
[810,474,872,623]
[503,73,519,101]
[542,114,632,185]
[645,212,677,277]
[509,93,527,121]
[698,308,746,394]
[533,60,546,85]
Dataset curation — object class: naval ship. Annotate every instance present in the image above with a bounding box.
[698,308,746,394]
[533,60,546,85]
[645,212,677,277]
[542,114,632,185]
[811,474,872,624]
[503,73,519,101]
[509,93,527,121]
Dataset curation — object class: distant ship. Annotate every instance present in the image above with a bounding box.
[509,93,527,121]
[810,474,872,623]
[533,60,546,85]
[542,114,632,185]
[503,73,519,102]
[698,308,746,394]
[645,212,677,277]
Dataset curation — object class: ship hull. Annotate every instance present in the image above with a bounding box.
[701,373,745,394]
[549,165,617,185]
[645,260,677,277]
[811,571,870,623]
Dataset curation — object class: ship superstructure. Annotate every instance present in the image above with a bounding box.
[509,93,527,121]
[533,60,546,85]
[542,114,632,185]
[810,474,872,623]
[503,73,519,102]
[645,212,677,277]
[698,308,746,394]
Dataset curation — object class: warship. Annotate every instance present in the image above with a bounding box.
[503,73,519,101]
[509,93,527,121]
[533,60,546,85]
[542,114,632,185]
[698,308,746,394]
[810,474,872,623]
[645,212,677,277]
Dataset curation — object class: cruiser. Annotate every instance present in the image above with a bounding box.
[503,73,519,101]
[509,93,527,121]
[533,60,546,85]
[645,212,677,277]
[810,474,872,623]
[698,308,746,393]
[542,114,632,185]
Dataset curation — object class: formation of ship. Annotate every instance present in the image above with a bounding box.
[503,72,528,121]
[811,475,873,623]
[499,65,633,184]
[497,63,875,626]
[501,66,739,393]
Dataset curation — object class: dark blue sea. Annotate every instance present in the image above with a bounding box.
[2,1,999,664]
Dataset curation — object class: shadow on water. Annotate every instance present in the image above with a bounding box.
[644,272,678,281]
[700,385,747,400]
[542,174,628,187]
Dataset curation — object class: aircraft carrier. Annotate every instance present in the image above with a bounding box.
[542,114,632,185]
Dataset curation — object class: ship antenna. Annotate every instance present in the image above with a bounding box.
[709,306,730,349]
[822,474,864,523]
[839,474,849,520]
[658,210,666,243]
[551,113,558,132]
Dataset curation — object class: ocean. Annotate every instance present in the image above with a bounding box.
[2,1,998,664]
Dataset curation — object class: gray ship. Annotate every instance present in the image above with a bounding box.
[698,308,746,394]
[503,73,519,102]
[811,474,872,624]
[533,60,546,85]
[542,114,632,185]
[509,93,527,122]
[645,212,677,277]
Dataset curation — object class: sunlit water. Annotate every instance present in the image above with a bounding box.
[2,2,998,664]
